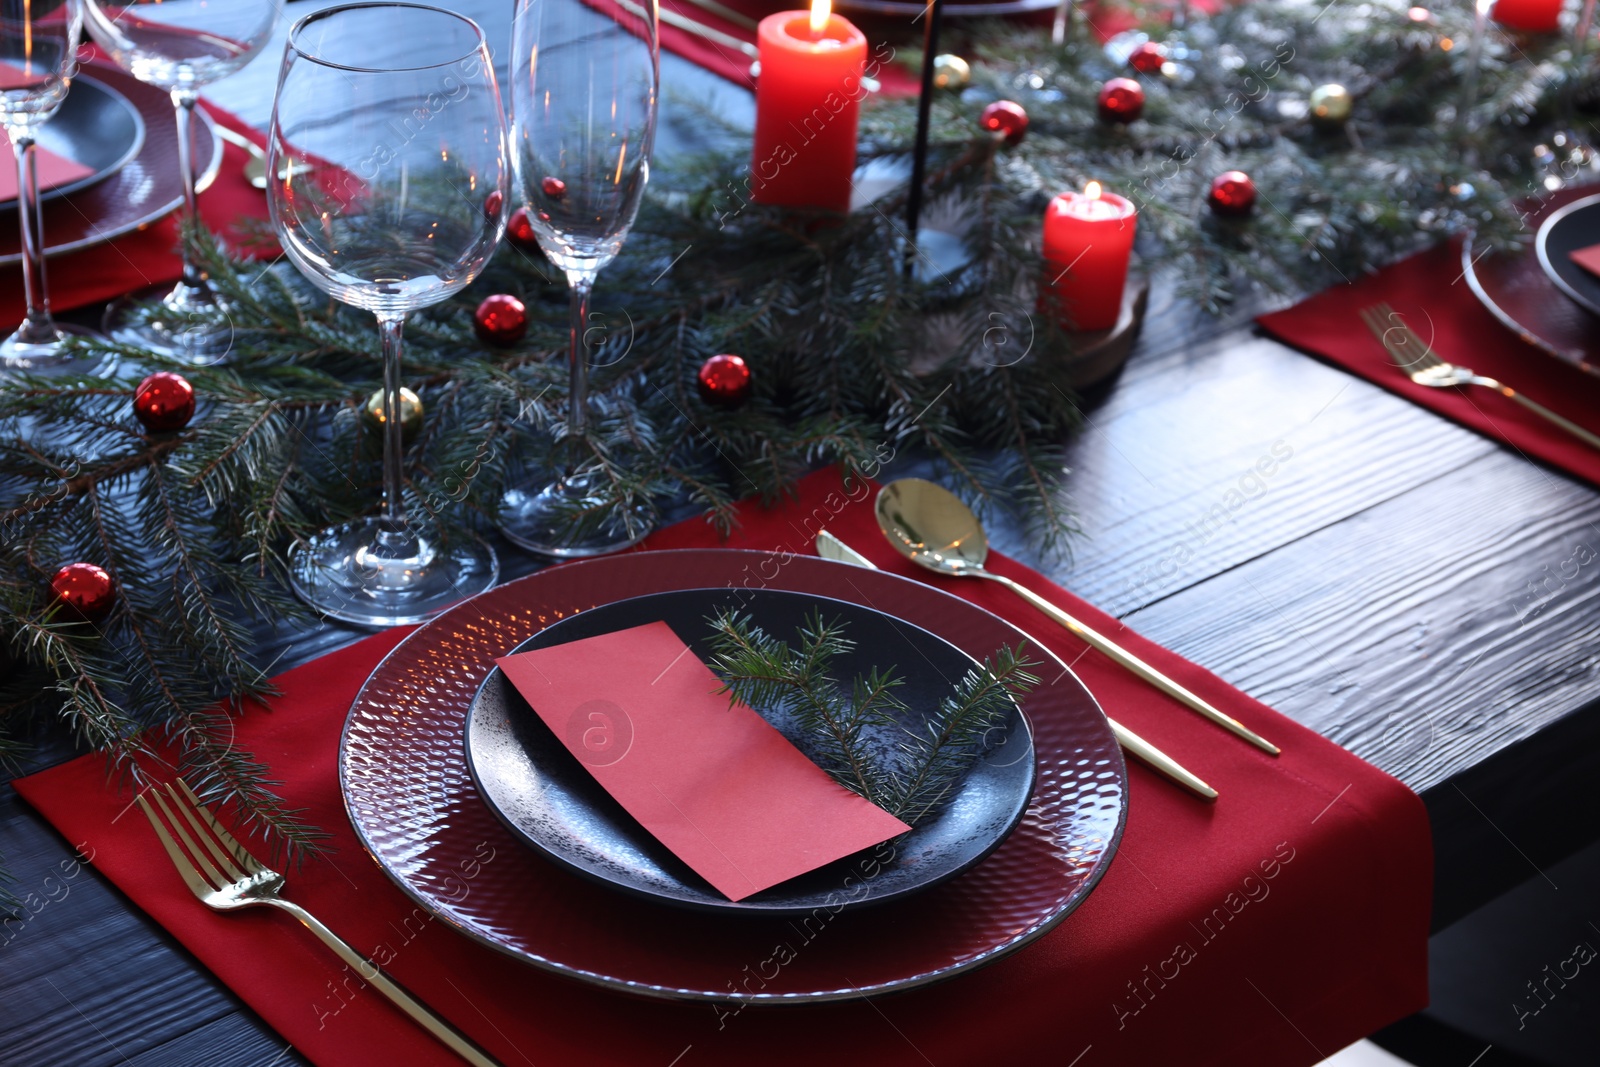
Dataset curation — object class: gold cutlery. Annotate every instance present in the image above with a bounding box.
[872,480,1282,757]
[1361,302,1600,452]
[815,529,1219,800]
[137,779,502,1067]
[617,0,758,61]
[212,122,307,191]
[678,0,759,31]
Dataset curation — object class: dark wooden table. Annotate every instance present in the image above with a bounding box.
[5,2,1600,1063]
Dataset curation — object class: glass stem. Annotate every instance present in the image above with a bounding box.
[376,314,418,556]
[566,277,593,442]
[171,89,207,290]
[11,132,58,346]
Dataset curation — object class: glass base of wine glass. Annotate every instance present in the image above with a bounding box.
[104,280,235,366]
[289,517,499,627]
[0,321,112,377]
[498,472,653,558]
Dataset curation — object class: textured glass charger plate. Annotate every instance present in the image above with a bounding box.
[0,62,219,265]
[340,549,1126,1003]
[465,587,1037,915]
[1462,183,1600,376]
[0,72,144,208]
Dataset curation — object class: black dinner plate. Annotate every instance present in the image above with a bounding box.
[463,587,1037,916]
[1536,192,1600,318]
[1,73,144,209]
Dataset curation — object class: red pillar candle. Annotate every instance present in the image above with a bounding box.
[1490,0,1561,31]
[750,0,867,214]
[1039,183,1137,333]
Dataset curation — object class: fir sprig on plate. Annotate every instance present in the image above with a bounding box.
[704,609,1040,826]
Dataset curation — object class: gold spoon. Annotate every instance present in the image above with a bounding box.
[212,123,304,190]
[815,529,1218,800]
[874,479,1281,756]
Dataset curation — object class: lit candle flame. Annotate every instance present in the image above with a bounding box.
[1085,181,1102,200]
[810,0,830,36]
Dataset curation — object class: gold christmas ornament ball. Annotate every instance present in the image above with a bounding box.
[932,54,970,90]
[1309,83,1353,126]
[362,387,424,442]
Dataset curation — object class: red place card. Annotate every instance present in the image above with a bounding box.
[1569,242,1600,279]
[496,621,911,901]
[0,131,95,202]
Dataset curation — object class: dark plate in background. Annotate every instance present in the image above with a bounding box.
[1537,193,1600,318]
[1463,183,1600,377]
[0,73,145,209]
[0,62,221,266]
[465,587,1037,915]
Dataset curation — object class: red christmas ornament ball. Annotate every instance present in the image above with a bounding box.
[697,353,752,407]
[540,176,567,198]
[474,294,528,346]
[1207,170,1257,217]
[483,189,504,219]
[133,371,195,433]
[979,100,1029,145]
[1128,41,1167,74]
[50,562,116,622]
[1097,77,1145,124]
[507,206,540,251]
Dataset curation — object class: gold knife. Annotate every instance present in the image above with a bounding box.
[814,529,1218,801]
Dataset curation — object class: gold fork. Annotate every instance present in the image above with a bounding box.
[137,780,502,1067]
[1360,302,1600,452]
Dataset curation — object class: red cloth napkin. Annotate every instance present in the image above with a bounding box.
[1258,238,1600,489]
[14,468,1431,1067]
[0,134,95,202]
[0,100,275,331]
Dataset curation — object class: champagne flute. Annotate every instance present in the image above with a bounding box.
[498,0,659,557]
[82,0,279,363]
[1,0,100,374]
[266,1,506,626]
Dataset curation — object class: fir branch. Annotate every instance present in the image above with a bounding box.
[705,611,1038,825]
[892,645,1041,826]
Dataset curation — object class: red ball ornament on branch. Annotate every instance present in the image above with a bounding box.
[540,176,567,199]
[1097,78,1145,124]
[474,294,528,346]
[133,372,195,433]
[697,353,752,407]
[507,206,540,251]
[979,100,1029,145]
[50,562,116,622]
[1128,41,1167,74]
[483,189,504,219]
[1207,170,1257,217]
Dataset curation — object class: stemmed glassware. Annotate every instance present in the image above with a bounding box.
[82,0,279,363]
[498,0,659,557]
[266,2,506,626]
[1,0,100,374]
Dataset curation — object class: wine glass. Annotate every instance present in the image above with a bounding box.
[497,0,659,557]
[266,1,507,626]
[1,0,101,374]
[82,0,280,363]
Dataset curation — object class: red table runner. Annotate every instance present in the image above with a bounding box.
[1258,238,1600,489]
[0,100,274,332]
[15,468,1429,1066]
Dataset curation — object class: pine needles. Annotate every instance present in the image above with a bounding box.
[704,609,1039,825]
